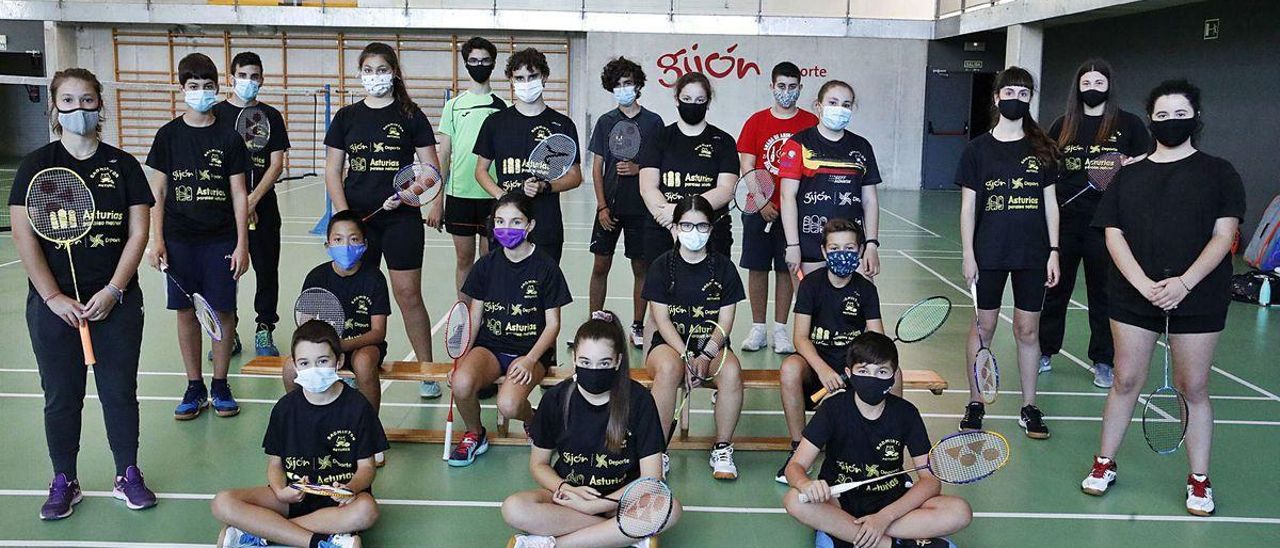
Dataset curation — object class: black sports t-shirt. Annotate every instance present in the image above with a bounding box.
[302,262,391,341]
[803,392,931,514]
[641,250,745,347]
[473,106,581,246]
[776,127,882,261]
[1092,152,1246,318]
[955,133,1056,270]
[213,100,291,229]
[462,247,573,357]
[10,141,155,298]
[794,269,882,366]
[146,116,248,243]
[531,379,665,490]
[323,100,437,217]
[263,383,389,488]
[589,107,665,218]
[637,123,738,227]
[1050,110,1149,218]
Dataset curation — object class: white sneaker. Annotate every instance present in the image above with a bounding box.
[661,452,670,478]
[710,443,738,480]
[221,526,267,548]
[1081,456,1116,496]
[374,451,385,468]
[323,534,359,548]
[512,534,556,548]
[1186,475,1215,516]
[772,325,795,354]
[741,324,767,352]
[631,323,644,348]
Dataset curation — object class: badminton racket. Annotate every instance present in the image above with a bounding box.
[294,287,347,338]
[24,167,98,367]
[159,262,224,341]
[1062,151,1124,206]
[603,119,642,217]
[526,133,578,183]
[363,162,443,222]
[971,283,999,404]
[442,300,473,460]
[236,106,271,230]
[1142,272,1188,455]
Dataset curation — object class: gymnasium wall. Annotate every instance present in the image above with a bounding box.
[0,19,49,159]
[1040,0,1280,242]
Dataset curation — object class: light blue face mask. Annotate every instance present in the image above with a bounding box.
[613,85,637,107]
[233,78,260,102]
[821,105,852,132]
[295,366,340,393]
[184,89,218,113]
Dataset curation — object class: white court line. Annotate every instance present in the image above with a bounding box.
[879,206,943,239]
[0,259,20,268]
[273,180,323,195]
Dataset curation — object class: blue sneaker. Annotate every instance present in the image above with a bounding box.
[174,382,209,420]
[220,526,268,548]
[210,381,240,418]
[419,381,442,399]
[254,324,279,357]
[1037,354,1052,374]
[39,474,82,520]
[208,334,243,362]
[447,429,489,467]
[113,465,157,510]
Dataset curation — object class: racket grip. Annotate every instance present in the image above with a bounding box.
[78,321,96,367]
[797,487,847,504]
[441,421,453,461]
[809,387,829,404]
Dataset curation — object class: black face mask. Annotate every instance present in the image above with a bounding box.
[1150,117,1197,147]
[677,101,708,125]
[997,98,1030,121]
[576,368,617,395]
[849,373,894,406]
[466,63,494,84]
[1080,89,1108,108]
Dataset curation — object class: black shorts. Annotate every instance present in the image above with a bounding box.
[365,212,425,271]
[444,195,494,237]
[800,349,846,411]
[287,493,339,519]
[1110,308,1225,334]
[590,213,646,260]
[976,268,1047,311]
[738,212,787,272]
[164,237,237,312]
[342,341,389,369]
[836,489,903,520]
[641,220,733,263]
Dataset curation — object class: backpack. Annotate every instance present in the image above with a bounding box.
[1231,269,1280,306]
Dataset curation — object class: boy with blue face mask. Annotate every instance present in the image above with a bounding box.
[295,210,391,419]
[146,52,250,421]
[213,319,387,548]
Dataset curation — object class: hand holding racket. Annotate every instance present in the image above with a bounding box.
[970,283,999,404]
[1062,151,1124,206]
[524,133,578,195]
[602,120,642,221]
[442,301,473,460]
[294,287,347,338]
[733,169,777,227]
[811,296,952,403]
[562,477,672,540]
[685,320,729,386]
[798,430,1010,503]
[290,482,354,501]
[363,162,443,222]
[24,167,98,367]
[159,262,224,341]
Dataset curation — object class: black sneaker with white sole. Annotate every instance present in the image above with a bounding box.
[775,447,797,484]
[1020,404,1050,439]
[959,401,985,430]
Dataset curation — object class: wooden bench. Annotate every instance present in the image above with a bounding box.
[241,357,948,451]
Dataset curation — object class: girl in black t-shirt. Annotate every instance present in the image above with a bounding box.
[1083,80,1244,517]
[637,71,740,262]
[10,68,157,520]
[642,196,746,481]
[503,311,680,547]
[323,42,441,394]
[1040,59,1151,389]
[956,67,1061,440]
[449,193,573,467]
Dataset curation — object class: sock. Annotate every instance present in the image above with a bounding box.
[309,533,328,548]
[752,322,766,331]
[1191,473,1208,482]
[713,442,731,450]
[211,378,228,388]
[187,379,205,390]
[790,440,800,451]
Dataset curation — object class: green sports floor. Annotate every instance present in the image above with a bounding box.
[1,170,1278,547]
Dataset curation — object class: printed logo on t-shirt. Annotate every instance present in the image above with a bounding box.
[349,157,368,172]
[90,167,120,189]
[175,185,194,202]
[702,279,723,301]
[510,304,536,317]
[694,143,714,159]
[383,123,404,140]
[522,280,539,299]
[204,149,224,169]
[348,143,369,154]
[760,132,794,175]
[353,295,371,315]
[532,125,554,141]
[841,295,861,317]
[373,142,402,154]
[327,430,355,453]
[984,194,1005,212]
[802,214,828,234]
[1020,156,1040,174]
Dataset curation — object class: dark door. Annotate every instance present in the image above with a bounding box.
[921,69,973,190]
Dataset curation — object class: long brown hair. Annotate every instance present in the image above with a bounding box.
[991,67,1059,166]
[1056,58,1118,148]
[563,310,632,454]
[358,42,419,119]
[48,68,104,136]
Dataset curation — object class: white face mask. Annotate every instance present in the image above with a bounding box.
[361,73,394,97]
[678,230,710,252]
[513,79,544,104]
[821,105,852,131]
[295,366,340,394]
[184,89,218,113]
[57,108,100,136]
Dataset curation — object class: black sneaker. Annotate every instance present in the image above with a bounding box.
[1020,404,1050,439]
[775,448,796,485]
[959,401,985,430]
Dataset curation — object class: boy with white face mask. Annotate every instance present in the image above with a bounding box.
[473,47,583,263]
[212,320,387,548]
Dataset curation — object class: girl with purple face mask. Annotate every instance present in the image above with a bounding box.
[446,193,574,468]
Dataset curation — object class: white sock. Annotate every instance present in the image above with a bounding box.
[751,322,766,331]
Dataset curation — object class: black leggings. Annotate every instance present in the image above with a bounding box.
[27,287,143,478]
[1040,218,1113,363]
[249,223,281,327]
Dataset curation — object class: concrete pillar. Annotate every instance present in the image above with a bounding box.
[1004,23,1043,118]
[42,21,76,76]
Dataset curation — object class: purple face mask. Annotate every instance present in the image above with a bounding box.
[494,227,528,249]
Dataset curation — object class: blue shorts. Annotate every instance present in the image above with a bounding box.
[165,238,237,312]
[474,345,553,374]
[738,212,786,272]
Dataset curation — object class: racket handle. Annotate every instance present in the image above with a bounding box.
[809,373,850,403]
[798,483,854,504]
[442,420,453,461]
[78,321,96,367]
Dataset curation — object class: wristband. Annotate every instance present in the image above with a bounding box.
[1049,246,1061,253]
[556,480,569,493]
[42,292,60,304]
[1178,277,1192,291]
[864,239,880,248]
[597,206,608,212]
[105,283,125,305]
[786,243,800,247]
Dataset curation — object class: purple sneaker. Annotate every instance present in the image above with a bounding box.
[40,473,82,520]
[113,466,157,510]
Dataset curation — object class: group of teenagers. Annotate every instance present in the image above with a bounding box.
[8,29,1245,548]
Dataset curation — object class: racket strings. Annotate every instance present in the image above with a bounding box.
[27,169,96,243]
[894,297,951,342]
[529,134,577,181]
[1085,152,1124,191]
[445,305,471,359]
[1143,387,1188,454]
[734,170,777,214]
[974,349,998,403]
[237,109,270,150]
[295,288,347,337]
[615,479,673,538]
[192,294,224,341]
[931,431,1009,484]
[608,121,642,159]
[392,164,442,207]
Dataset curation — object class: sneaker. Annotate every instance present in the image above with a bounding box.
[319,534,359,548]
[39,474,82,520]
[419,381,442,399]
[772,325,795,354]
[892,538,956,547]
[1081,456,1117,496]
[1037,354,1052,374]
[741,324,767,352]
[1019,404,1050,439]
[208,334,243,361]
[661,452,670,478]
[631,322,644,348]
[1093,363,1114,389]
[374,452,386,468]
[174,382,209,420]
[775,448,797,484]
[210,381,240,418]
[1186,474,1215,516]
[959,401,984,430]
[511,534,556,548]
[112,465,157,510]
[447,429,490,467]
[628,538,654,548]
[710,442,738,480]
[254,324,279,357]
[221,526,268,548]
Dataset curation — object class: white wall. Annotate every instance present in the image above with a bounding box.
[582,32,928,189]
